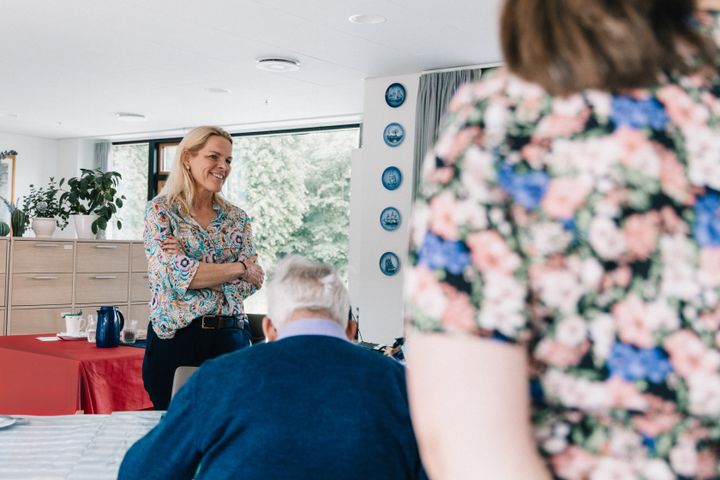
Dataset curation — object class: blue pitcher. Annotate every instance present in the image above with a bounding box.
[96,306,125,348]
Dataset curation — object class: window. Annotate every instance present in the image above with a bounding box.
[108,143,149,241]
[111,126,359,315]
[225,127,359,312]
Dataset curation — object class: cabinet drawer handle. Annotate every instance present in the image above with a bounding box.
[94,244,118,250]
[32,275,59,280]
[93,275,118,280]
[33,243,59,248]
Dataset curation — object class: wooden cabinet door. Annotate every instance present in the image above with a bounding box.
[12,274,73,306]
[76,242,130,273]
[75,273,129,304]
[12,241,74,273]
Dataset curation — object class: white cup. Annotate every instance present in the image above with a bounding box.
[63,313,86,337]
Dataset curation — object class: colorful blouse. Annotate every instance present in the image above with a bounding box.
[144,195,257,339]
[406,13,720,480]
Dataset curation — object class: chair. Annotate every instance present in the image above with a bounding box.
[246,313,266,344]
[171,366,199,399]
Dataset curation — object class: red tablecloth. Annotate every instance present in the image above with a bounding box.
[0,334,152,415]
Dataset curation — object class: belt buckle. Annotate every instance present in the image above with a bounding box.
[201,315,216,329]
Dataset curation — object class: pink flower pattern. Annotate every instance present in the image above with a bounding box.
[406,12,720,479]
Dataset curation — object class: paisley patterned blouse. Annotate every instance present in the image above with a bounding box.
[406,11,720,480]
[144,195,257,339]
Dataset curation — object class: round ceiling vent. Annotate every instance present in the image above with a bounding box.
[256,57,301,72]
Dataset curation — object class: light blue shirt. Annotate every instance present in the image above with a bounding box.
[277,318,348,342]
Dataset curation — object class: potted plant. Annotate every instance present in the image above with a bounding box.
[0,197,27,237]
[61,168,125,239]
[19,178,69,238]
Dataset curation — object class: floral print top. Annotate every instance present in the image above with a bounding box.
[406,12,720,480]
[144,195,257,339]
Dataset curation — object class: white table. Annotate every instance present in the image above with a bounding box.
[0,411,162,479]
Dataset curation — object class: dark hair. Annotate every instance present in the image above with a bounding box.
[500,0,717,95]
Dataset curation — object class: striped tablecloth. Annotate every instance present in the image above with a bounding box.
[0,411,162,479]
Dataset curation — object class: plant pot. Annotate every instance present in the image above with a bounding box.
[31,217,57,238]
[72,214,98,239]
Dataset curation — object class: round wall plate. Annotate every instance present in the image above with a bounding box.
[383,122,405,147]
[380,207,401,231]
[385,83,406,108]
[381,166,402,191]
[379,252,400,276]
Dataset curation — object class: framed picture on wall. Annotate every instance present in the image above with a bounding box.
[0,153,16,224]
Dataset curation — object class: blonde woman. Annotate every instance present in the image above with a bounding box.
[143,126,264,409]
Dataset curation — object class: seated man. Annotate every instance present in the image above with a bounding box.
[119,255,425,480]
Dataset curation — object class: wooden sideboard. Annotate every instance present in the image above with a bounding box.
[1,238,150,336]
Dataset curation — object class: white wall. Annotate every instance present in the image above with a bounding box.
[58,138,95,177]
[349,73,419,344]
[0,133,98,237]
[0,132,61,204]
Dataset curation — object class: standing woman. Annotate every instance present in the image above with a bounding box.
[406,1,720,478]
[143,126,264,410]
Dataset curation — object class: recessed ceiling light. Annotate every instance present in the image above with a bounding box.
[114,112,147,122]
[256,57,300,73]
[206,87,231,94]
[0,113,18,119]
[348,14,386,24]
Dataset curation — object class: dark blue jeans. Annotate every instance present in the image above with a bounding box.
[142,318,252,410]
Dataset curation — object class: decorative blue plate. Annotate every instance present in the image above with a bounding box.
[379,252,400,276]
[381,166,402,191]
[383,123,405,147]
[385,83,406,108]
[380,207,401,231]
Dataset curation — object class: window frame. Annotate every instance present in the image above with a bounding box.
[112,123,361,202]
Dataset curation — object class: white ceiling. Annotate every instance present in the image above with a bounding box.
[0,0,502,140]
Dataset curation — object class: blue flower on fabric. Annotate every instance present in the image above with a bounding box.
[607,343,671,383]
[638,348,672,384]
[174,256,193,271]
[497,163,549,211]
[417,232,471,275]
[694,193,720,246]
[610,96,669,130]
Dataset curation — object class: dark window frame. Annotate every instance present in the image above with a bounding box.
[112,123,361,200]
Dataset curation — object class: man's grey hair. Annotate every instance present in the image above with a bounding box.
[266,255,350,330]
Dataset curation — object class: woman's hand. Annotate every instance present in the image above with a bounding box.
[160,236,180,255]
[242,257,265,289]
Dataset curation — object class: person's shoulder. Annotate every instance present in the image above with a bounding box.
[147,195,170,209]
[322,338,407,374]
[220,200,248,221]
[448,68,544,112]
[145,195,172,217]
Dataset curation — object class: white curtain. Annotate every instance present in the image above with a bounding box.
[94,141,111,171]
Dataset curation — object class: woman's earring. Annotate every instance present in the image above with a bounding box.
[185,165,190,171]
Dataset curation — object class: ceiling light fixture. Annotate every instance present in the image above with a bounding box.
[114,112,147,122]
[348,14,387,24]
[256,57,300,73]
[206,87,231,94]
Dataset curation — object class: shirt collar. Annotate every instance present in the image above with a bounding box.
[277,318,349,342]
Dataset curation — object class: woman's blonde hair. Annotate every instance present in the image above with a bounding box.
[501,0,717,95]
[159,126,233,215]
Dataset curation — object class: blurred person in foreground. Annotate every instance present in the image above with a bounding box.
[120,255,425,480]
[143,125,264,410]
[405,1,720,478]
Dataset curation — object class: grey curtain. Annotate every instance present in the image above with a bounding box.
[94,141,111,171]
[412,68,487,199]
